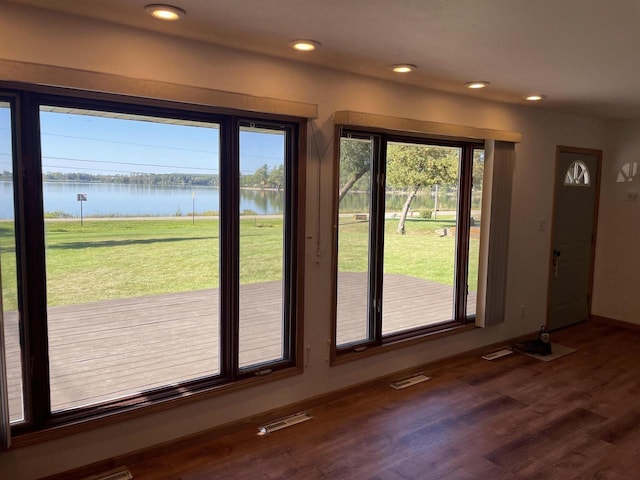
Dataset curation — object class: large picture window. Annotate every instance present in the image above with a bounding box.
[334,130,483,352]
[1,89,303,435]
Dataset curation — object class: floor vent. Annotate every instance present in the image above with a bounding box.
[481,348,514,361]
[390,374,431,390]
[258,412,312,434]
[84,468,133,480]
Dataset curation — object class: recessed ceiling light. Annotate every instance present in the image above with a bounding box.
[465,81,490,89]
[290,40,321,52]
[391,64,417,73]
[525,94,546,101]
[145,4,186,21]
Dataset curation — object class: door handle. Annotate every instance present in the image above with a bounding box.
[552,249,561,278]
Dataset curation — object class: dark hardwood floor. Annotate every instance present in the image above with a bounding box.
[53,321,640,479]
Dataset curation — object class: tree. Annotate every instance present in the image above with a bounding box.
[386,144,458,234]
[268,164,284,190]
[252,164,270,188]
[473,150,485,188]
[338,139,371,202]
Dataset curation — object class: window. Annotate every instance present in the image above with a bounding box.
[40,107,223,413]
[1,89,303,435]
[564,160,590,186]
[334,130,482,352]
[238,126,289,368]
[616,162,637,183]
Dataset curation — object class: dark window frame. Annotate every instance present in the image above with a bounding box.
[332,127,483,360]
[1,85,306,438]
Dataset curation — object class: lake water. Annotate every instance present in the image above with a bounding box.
[0,182,284,218]
[0,182,479,218]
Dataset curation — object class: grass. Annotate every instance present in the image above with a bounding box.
[0,216,479,311]
[338,216,480,288]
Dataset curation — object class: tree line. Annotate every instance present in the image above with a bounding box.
[1,167,286,189]
[41,172,220,186]
[241,164,284,189]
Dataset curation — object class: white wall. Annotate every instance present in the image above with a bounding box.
[0,3,608,478]
[592,120,640,322]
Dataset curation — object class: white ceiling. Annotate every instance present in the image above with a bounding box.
[9,0,640,120]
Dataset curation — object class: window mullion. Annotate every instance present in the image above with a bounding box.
[16,92,51,428]
[220,118,240,379]
[282,125,295,362]
[370,136,385,343]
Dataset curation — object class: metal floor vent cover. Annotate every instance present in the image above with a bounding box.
[390,374,431,390]
[84,468,133,480]
[259,412,312,434]
[481,348,514,361]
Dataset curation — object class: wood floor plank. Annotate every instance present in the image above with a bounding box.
[484,408,606,470]
[513,434,611,480]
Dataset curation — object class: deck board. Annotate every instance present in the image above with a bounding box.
[2,274,477,422]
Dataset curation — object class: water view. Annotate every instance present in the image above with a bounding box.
[0,181,284,218]
[0,181,480,219]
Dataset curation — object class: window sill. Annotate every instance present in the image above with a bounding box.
[10,365,302,449]
[331,323,477,366]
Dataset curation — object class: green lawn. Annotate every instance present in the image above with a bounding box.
[338,216,479,287]
[0,216,479,310]
[0,221,18,312]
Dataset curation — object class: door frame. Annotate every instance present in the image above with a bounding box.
[546,145,602,329]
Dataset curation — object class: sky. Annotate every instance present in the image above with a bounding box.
[34,108,285,177]
[0,103,288,218]
[0,102,12,175]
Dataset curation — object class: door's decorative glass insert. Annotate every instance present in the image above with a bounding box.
[564,160,590,186]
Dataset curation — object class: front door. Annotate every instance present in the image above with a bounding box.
[548,146,601,330]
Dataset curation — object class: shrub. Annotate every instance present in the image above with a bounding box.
[44,210,73,218]
[420,209,433,219]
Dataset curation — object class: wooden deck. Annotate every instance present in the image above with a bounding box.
[337,272,476,344]
[3,274,476,423]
